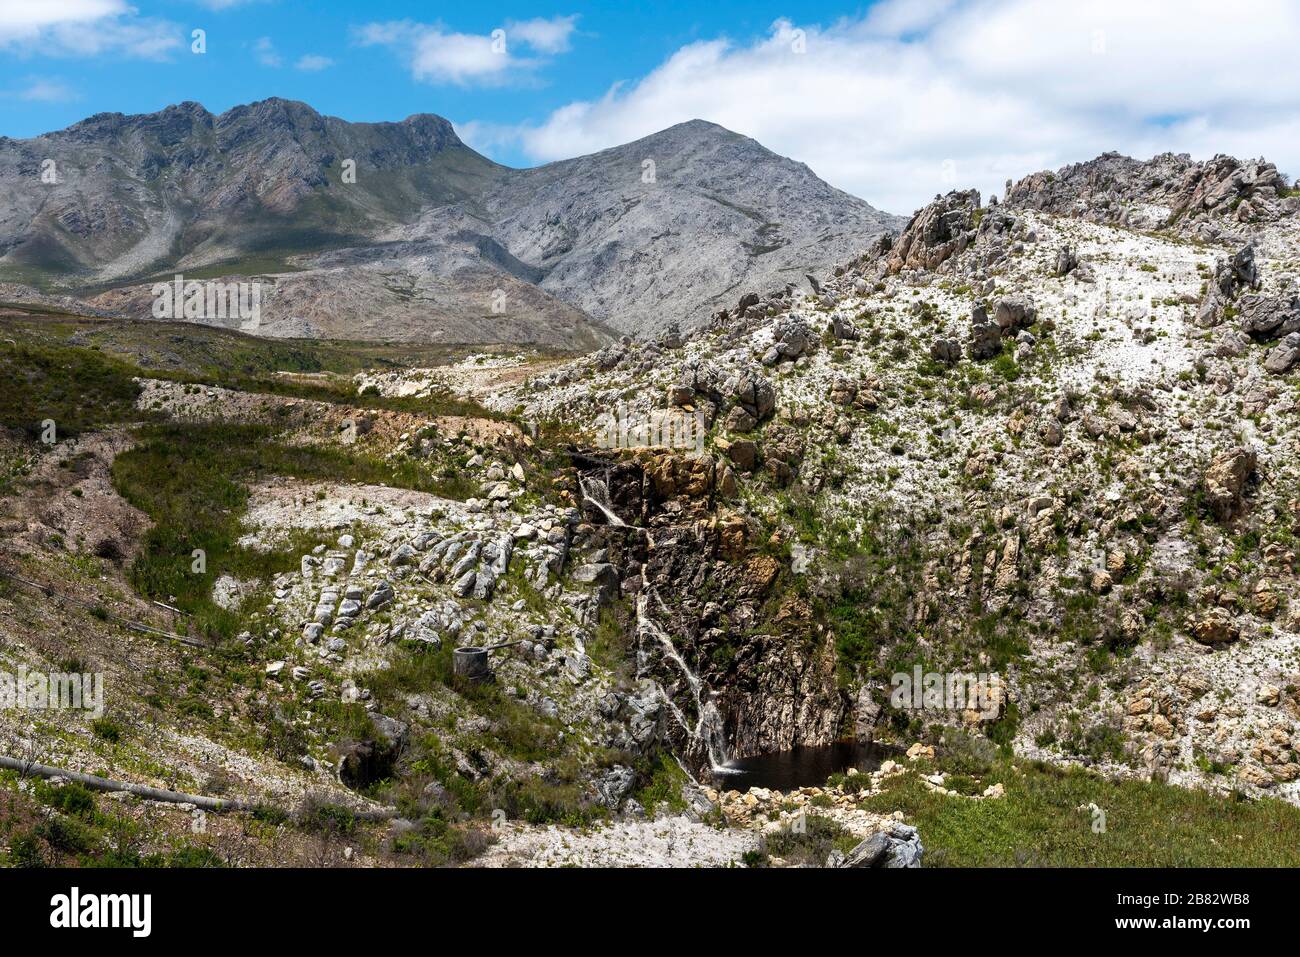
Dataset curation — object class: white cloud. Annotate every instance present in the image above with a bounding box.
[2,76,78,102]
[0,0,127,30]
[295,54,333,72]
[357,15,577,86]
[455,119,525,157]
[0,0,179,59]
[355,21,509,86]
[499,1,1300,215]
[505,15,578,54]
[253,36,280,67]
[414,30,516,85]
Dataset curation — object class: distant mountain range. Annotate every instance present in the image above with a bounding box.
[0,98,902,348]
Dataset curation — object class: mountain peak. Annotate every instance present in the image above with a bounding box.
[0,98,899,344]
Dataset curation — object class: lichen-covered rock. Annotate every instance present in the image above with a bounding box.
[1202,447,1257,521]
[1264,332,1300,374]
[1190,607,1240,646]
[887,189,980,274]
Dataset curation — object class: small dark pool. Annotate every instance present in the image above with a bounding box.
[710,740,901,793]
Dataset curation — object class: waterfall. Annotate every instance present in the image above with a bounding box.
[575,474,725,770]
[636,592,736,774]
[579,473,628,527]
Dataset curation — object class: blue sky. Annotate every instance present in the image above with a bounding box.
[0,1,869,150]
[1,0,1297,214]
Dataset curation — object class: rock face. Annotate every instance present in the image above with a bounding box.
[590,457,847,769]
[1203,447,1258,521]
[841,824,924,868]
[1007,151,1297,233]
[887,189,980,274]
[503,134,1300,811]
[0,99,903,344]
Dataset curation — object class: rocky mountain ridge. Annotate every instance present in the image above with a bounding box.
[1005,151,1298,242]
[0,99,901,347]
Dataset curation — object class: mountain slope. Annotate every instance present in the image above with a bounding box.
[0,101,899,347]
[0,99,503,282]
[474,120,902,336]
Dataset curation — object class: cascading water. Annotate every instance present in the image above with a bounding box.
[580,468,706,764]
[636,592,737,774]
[579,473,628,527]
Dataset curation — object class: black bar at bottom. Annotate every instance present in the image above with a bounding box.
[0,867,1273,943]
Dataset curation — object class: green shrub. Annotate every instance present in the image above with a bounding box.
[0,341,143,438]
[634,754,690,816]
[761,815,858,866]
[39,781,97,818]
[91,717,124,744]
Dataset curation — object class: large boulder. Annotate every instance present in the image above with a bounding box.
[886,189,980,274]
[840,823,924,868]
[1239,294,1300,341]
[968,321,1003,361]
[572,562,620,605]
[1190,608,1240,646]
[337,713,408,790]
[389,543,417,567]
[831,313,860,341]
[773,315,813,359]
[1264,332,1300,374]
[931,337,962,365]
[726,439,759,473]
[593,344,626,371]
[993,298,1037,335]
[366,581,394,610]
[1203,447,1257,521]
[593,765,637,810]
[730,368,776,422]
[1217,245,1260,297]
[1197,245,1261,327]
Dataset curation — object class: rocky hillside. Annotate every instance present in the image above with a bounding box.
[0,99,499,282]
[0,100,900,347]
[458,120,901,337]
[473,149,1300,802]
[4,148,1300,869]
